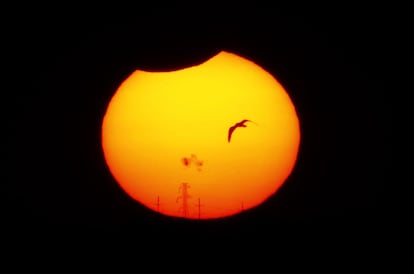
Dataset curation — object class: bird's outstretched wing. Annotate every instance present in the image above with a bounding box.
[228,125,237,143]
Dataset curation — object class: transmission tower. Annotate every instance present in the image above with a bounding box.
[177,182,191,217]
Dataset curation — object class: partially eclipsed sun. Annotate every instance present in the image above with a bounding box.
[101,51,300,220]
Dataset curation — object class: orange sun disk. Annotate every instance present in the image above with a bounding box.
[101,51,300,220]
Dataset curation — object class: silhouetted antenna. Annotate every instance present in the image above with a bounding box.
[176,182,191,217]
[154,195,164,212]
[241,201,244,212]
[196,198,204,219]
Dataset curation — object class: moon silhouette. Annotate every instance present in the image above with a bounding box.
[101,51,300,220]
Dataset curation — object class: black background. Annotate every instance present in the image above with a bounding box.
[6,6,389,252]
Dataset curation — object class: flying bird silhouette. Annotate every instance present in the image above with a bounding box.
[228,119,256,143]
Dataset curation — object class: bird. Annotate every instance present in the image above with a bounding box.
[227,119,256,143]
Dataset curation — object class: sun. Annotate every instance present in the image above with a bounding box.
[101,51,300,220]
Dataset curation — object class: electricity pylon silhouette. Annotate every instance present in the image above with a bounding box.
[196,198,204,219]
[176,182,191,218]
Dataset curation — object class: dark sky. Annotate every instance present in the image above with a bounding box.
[6,7,388,248]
